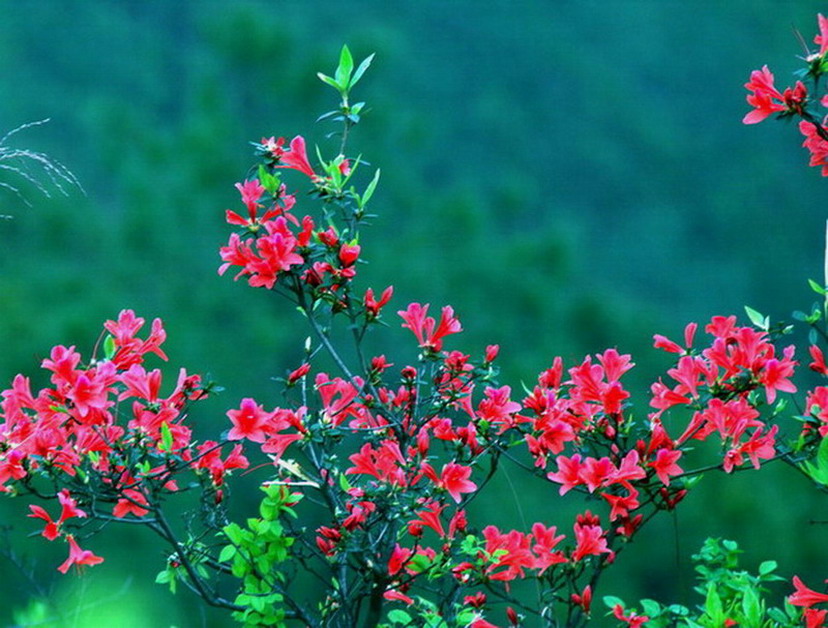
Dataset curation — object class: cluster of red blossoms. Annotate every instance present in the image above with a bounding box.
[744,13,828,174]
[219,135,362,295]
[6,155,819,624]
[651,316,795,471]
[9,30,828,626]
[0,311,250,572]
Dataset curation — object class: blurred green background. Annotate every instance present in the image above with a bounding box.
[2,1,828,625]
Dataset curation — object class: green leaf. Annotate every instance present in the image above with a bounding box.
[317,72,340,91]
[406,552,433,573]
[218,545,236,563]
[741,585,762,624]
[335,45,354,89]
[387,610,412,625]
[603,595,625,609]
[704,585,724,622]
[640,599,661,617]
[818,436,828,470]
[260,501,277,521]
[350,53,375,89]
[767,607,789,624]
[256,165,280,194]
[744,305,768,330]
[801,460,828,485]
[460,534,480,555]
[159,421,173,452]
[103,335,116,360]
[359,168,381,208]
[809,278,826,295]
[758,560,777,577]
[223,523,244,545]
[155,568,177,594]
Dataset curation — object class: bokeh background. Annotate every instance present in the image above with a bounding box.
[1,1,828,625]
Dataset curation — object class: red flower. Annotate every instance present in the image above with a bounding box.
[113,488,149,519]
[409,500,447,537]
[612,604,649,627]
[338,243,360,267]
[806,608,828,628]
[571,585,592,614]
[57,535,104,574]
[653,322,697,354]
[743,65,786,124]
[28,489,87,541]
[800,119,828,176]
[531,522,567,573]
[816,13,828,57]
[649,448,683,485]
[464,592,486,608]
[275,136,316,179]
[398,303,463,352]
[437,462,477,503]
[383,587,414,605]
[810,345,828,375]
[387,544,413,576]
[227,398,276,443]
[572,514,611,562]
[287,363,311,384]
[790,575,828,608]
[758,346,797,404]
[547,453,585,495]
[235,178,266,220]
[364,286,394,318]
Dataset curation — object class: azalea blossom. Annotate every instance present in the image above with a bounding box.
[274,136,316,179]
[790,575,828,608]
[437,462,477,503]
[398,302,463,352]
[743,65,807,124]
[57,535,104,574]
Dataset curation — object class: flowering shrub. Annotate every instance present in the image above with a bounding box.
[4,23,828,626]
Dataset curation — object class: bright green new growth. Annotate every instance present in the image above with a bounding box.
[607,538,800,627]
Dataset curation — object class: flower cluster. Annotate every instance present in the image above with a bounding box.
[744,13,828,175]
[0,310,246,571]
[6,34,828,628]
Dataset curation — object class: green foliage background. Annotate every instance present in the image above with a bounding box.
[1,2,827,625]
